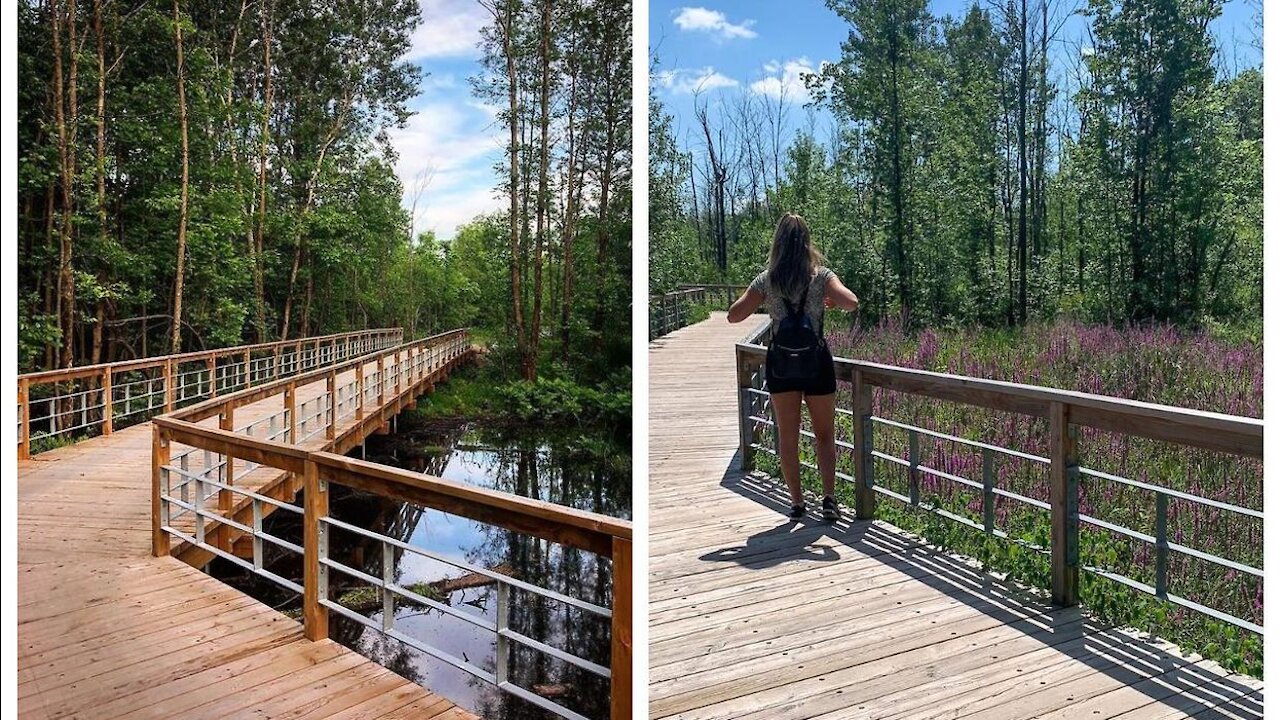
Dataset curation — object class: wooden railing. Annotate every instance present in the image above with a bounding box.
[649,284,751,340]
[17,327,403,458]
[150,329,632,719]
[735,321,1262,634]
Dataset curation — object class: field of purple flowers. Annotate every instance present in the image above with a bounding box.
[769,318,1262,676]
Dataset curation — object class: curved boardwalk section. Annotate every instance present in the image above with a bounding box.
[18,351,478,719]
[648,313,1262,720]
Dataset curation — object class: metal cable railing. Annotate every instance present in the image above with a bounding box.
[735,320,1263,636]
[17,328,403,457]
[151,329,634,719]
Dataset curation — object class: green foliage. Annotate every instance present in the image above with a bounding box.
[409,362,630,437]
[649,0,1262,331]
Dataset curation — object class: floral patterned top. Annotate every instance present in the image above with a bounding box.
[749,266,835,336]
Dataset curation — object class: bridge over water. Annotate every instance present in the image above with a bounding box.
[18,328,632,720]
[648,308,1262,720]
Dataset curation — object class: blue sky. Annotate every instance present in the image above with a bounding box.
[649,1,1262,153]
[389,0,501,242]
[391,1,1260,240]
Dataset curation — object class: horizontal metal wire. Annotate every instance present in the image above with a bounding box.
[497,682,593,720]
[1083,565,1262,636]
[164,465,303,514]
[499,628,610,678]
[1078,466,1261,519]
[160,524,303,595]
[321,515,611,617]
[321,599,495,683]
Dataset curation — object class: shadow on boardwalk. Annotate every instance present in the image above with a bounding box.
[703,456,1263,719]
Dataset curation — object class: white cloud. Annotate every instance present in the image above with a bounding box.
[672,7,757,40]
[655,66,739,95]
[408,0,488,60]
[749,58,819,103]
[387,101,504,240]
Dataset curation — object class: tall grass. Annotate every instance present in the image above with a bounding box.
[765,318,1262,676]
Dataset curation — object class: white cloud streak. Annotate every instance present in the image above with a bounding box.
[654,66,739,95]
[387,101,503,240]
[749,58,819,102]
[672,7,757,40]
[408,0,488,60]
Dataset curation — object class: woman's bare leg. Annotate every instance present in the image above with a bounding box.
[771,391,804,505]
[805,392,838,499]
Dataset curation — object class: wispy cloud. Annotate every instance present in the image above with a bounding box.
[672,7,757,41]
[408,0,488,60]
[388,99,503,240]
[655,66,739,95]
[749,58,820,102]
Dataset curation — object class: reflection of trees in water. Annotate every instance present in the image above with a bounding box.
[462,435,625,720]
[324,486,428,686]
[215,423,629,720]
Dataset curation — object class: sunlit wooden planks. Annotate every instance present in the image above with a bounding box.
[17,346,479,719]
[648,313,1262,720]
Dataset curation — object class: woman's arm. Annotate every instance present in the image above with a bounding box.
[824,274,859,311]
[727,288,766,323]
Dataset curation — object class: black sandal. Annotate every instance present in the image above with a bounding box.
[787,503,806,519]
[822,496,840,521]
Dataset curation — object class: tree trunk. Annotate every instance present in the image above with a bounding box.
[253,0,274,342]
[53,0,78,368]
[529,0,552,381]
[170,0,190,354]
[498,2,526,379]
[559,47,582,362]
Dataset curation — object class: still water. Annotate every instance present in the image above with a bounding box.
[210,416,630,719]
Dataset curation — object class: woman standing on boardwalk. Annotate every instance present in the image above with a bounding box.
[726,213,860,520]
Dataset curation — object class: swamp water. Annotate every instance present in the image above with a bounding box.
[210,416,630,720]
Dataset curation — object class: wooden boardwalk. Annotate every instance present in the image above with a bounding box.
[648,313,1263,720]
[18,356,480,719]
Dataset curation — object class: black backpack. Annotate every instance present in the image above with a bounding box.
[767,283,824,380]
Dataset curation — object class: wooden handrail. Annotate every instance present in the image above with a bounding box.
[735,320,1262,613]
[18,327,403,459]
[167,329,467,424]
[312,452,632,554]
[149,327,633,717]
[735,338,1262,458]
[19,327,402,383]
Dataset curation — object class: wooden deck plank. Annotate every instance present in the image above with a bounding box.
[648,313,1262,720]
[18,347,480,719]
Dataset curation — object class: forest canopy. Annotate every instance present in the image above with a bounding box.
[18,0,632,386]
[650,0,1263,332]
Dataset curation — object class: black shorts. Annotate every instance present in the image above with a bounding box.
[765,343,837,396]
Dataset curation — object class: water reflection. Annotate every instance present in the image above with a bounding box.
[212,418,630,720]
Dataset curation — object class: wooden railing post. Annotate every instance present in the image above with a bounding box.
[152,424,170,556]
[218,406,236,552]
[1050,401,1079,607]
[243,349,251,388]
[303,460,329,641]
[611,536,633,720]
[164,358,175,411]
[326,370,336,440]
[19,378,31,460]
[394,349,402,395]
[377,355,385,406]
[273,347,281,379]
[355,362,365,420]
[853,369,876,520]
[101,369,113,436]
[285,382,297,444]
[207,355,218,398]
[736,353,757,472]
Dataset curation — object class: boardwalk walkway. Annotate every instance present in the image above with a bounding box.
[648,313,1263,720]
[18,356,478,719]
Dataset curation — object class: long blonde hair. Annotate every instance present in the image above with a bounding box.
[767,213,825,301]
